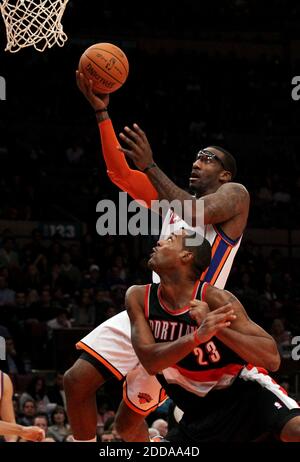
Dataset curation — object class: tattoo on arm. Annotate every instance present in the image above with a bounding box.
[147,165,193,203]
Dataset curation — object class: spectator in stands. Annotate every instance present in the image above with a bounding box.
[0,276,15,307]
[17,399,37,426]
[47,372,66,408]
[0,237,19,270]
[151,418,168,438]
[1,336,25,375]
[72,291,95,327]
[19,376,50,413]
[47,308,72,338]
[59,252,81,293]
[33,413,50,436]
[48,405,71,442]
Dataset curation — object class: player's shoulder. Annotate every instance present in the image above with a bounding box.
[205,284,237,309]
[220,181,249,198]
[125,284,148,301]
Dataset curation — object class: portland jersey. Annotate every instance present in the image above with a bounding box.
[144,282,245,407]
[152,208,242,289]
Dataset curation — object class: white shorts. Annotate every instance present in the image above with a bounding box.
[76,310,167,414]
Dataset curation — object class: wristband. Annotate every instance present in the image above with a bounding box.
[142,162,157,173]
[95,107,108,114]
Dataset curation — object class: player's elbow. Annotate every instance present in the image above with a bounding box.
[137,353,160,376]
[141,359,159,376]
[107,170,129,190]
[263,343,281,372]
[267,352,281,372]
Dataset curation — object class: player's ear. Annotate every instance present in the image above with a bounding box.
[219,170,232,183]
[180,250,193,265]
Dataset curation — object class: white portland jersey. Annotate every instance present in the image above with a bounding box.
[152,209,242,289]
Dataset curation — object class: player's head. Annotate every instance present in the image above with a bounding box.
[148,229,211,280]
[189,146,237,197]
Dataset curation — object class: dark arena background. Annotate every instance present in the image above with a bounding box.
[0,0,300,445]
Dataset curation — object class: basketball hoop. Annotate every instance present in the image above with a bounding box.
[0,0,69,53]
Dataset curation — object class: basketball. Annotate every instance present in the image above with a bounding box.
[78,43,129,94]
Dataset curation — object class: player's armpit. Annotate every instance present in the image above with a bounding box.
[99,119,158,207]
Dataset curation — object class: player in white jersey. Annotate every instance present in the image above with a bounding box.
[64,75,249,441]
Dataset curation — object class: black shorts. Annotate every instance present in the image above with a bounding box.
[165,370,300,443]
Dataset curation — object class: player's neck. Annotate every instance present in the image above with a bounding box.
[159,275,197,310]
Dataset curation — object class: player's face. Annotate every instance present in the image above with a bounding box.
[189,147,226,196]
[148,232,185,271]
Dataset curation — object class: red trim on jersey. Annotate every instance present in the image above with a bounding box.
[201,282,209,301]
[245,364,288,396]
[144,284,151,319]
[158,280,201,316]
[245,364,268,375]
[173,363,244,382]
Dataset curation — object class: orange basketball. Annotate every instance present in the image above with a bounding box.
[79,43,129,94]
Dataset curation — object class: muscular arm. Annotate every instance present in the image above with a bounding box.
[0,420,44,441]
[126,286,201,375]
[147,166,249,228]
[76,72,158,208]
[0,373,17,442]
[126,286,234,375]
[98,118,158,207]
[204,286,280,371]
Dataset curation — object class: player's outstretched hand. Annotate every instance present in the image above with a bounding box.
[76,70,109,112]
[118,124,154,171]
[20,425,45,442]
[194,303,236,345]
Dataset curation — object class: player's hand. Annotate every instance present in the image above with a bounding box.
[20,426,45,442]
[189,299,209,326]
[194,303,236,345]
[118,124,154,171]
[76,71,109,111]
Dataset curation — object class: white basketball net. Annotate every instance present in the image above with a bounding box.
[0,0,69,52]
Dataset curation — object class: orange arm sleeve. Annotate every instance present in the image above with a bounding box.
[98,119,158,208]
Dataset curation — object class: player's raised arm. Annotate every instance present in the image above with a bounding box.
[76,72,158,208]
[191,285,280,371]
[118,124,249,231]
[126,285,235,375]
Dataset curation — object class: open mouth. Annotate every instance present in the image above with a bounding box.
[190,171,201,179]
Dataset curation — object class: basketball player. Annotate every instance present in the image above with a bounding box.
[0,370,44,442]
[64,74,250,442]
[127,230,300,442]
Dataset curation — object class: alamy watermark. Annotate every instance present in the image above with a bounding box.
[291,336,300,361]
[291,76,300,101]
[0,76,6,100]
[96,193,204,246]
[0,336,5,360]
